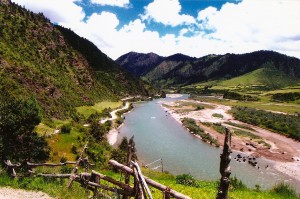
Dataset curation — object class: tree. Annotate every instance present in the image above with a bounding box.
[0,96,50,163]
[89,120,106,141]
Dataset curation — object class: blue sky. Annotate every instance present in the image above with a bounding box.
[12,0,300,60]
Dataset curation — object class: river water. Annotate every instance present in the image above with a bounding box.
[117,94,298,190]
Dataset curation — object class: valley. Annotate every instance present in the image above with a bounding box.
[1,0,300,198]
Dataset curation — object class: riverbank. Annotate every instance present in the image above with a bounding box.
[161,98,300,186]
[103,102,130,145]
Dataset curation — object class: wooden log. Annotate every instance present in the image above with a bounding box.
[109,160,191,199]
[86,181,133,196]
[37,173,72,178]
[27,161,77,167]
[91,170,133,192]
[4,160,21,178]
[144,176,191,199]
[133,166,144,199]
[216,127,232,199]
[67,141,89,189]
[3,160,21,167]
[125,136,135,183]
[131,161,153,199]
[109,160,134,174]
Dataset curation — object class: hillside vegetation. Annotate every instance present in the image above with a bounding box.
[0,1,155,119]
[117,51,300,89]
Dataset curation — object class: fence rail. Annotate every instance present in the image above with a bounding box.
[3,130,232,199]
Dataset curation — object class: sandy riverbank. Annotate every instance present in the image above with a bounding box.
[161,99,300,184]
[104,102,130,146]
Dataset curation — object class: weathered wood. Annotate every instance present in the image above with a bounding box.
[133,166,144,199]
[86,181,133,196]
[4,160,21,167]
[109,160,134,174]
[124,136,135,199]
[91,170,133,192]
[27,161,77,167]
[4,160,21,178]
[37,173,72,178]
[216,127,232,199]
[144,176,191,199]
[67,141,89,189]
[132,161,153,199]
[109,160,191,199]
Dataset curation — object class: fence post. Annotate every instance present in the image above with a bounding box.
[67,141,88,189]
[123,136,135,199]
[216,127,232,199]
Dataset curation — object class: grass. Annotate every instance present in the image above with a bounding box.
[46,128,83,162]
[212,113,224,118]
[35,123,55,136]
[232,129,260,139]
[192,95,300,115]
[76,101,122,118]
[182,118,220,146]
[0,166,299,199]
[224,121,255,131]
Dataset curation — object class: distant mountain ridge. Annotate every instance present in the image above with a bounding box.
[116,51,300,88]
[0,1,155,119]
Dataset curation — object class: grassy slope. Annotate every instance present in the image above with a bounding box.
[76,101,122,118]
[0,2,152,119]
[183,67,300,114]
[0,168,297,199]
[220,68,298,87]
[191,68,300,91]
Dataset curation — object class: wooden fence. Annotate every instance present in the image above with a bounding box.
[3,130,232,199]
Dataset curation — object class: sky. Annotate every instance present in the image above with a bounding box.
[11,0,300,60]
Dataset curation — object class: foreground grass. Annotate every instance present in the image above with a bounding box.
[76,101,122,118]
[1,168,298,199]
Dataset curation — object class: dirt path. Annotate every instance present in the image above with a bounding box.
[101,102,130,124]
[0,187,54,199]
[103,102,130,145]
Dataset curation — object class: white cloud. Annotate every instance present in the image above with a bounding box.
[11,0,300,59]
[196,0,300,56]
[12,0,85,24]
[90,0,129,8]
[141,0,195,27]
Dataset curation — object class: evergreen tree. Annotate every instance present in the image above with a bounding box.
[0,95,50,163]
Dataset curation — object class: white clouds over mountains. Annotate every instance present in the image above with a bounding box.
[141,0,195,27]
[11,0,300,59]
[91,0,130,8]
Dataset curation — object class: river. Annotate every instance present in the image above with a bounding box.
[116,94,298,190]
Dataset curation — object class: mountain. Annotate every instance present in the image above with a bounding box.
[116,52,164,77]
[117,51,300,88]
[0,1,155,119]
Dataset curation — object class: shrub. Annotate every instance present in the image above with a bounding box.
[176,174,199,187]
[230,176,246,190]
[212,113,223,118]
[61,123,71,134]
[272,182,297,198]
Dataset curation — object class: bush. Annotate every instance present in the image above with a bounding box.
[230,176,246,190]
[176,174,199,187]
[182,118,219,146]
[61,123,71,134]
[231,106,300,141]
[272,182,298,198]
[212,113,223,118]
[224,91,259,101]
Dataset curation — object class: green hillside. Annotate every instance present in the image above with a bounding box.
[190,67,300,92]
[0,1,154,119]
[218,68,299,89]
